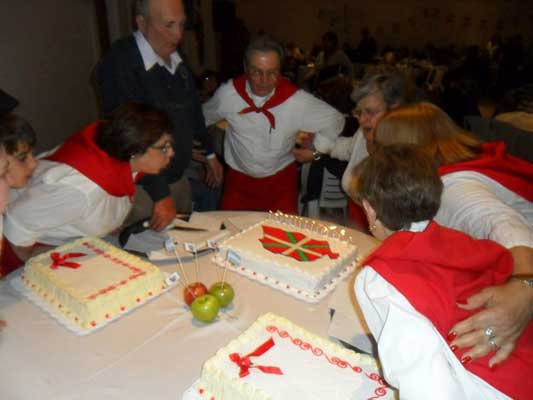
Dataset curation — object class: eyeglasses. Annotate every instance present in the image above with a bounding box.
[352,107,386,120]
[150,142,174,154]
[247,68,280,80]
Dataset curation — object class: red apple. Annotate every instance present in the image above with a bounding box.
[191,294,220,322]
[209,282,235,307]
[183,282,208,306]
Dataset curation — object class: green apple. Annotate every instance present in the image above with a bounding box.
[209,282,235,307]
[191,294,220,322]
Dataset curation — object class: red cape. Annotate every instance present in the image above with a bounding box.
[233,75,298,129]
[438,141,533,201]
[364,221,533,399]
[47,122,136,198]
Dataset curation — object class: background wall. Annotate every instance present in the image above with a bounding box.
[235,0,533,53]
[0,0,101,153]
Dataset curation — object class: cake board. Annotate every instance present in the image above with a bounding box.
[212,254,358,303]
[10,269,180,336]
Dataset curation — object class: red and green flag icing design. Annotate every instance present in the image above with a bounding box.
[259,225,339,262]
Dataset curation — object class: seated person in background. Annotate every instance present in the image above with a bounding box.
[375,102,533,368]
[203,36,344,213]
[352,144,532,399]
[0,113,38,276]
[313,32,354,91]
[495,84,533,132]
[3,102,174,269]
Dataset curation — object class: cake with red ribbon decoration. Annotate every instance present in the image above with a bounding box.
[21,237,168,329]
[193,313,394,399]
[214,219,358,301]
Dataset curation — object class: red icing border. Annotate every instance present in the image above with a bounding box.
[265,324,390,400]
[81,241,147,301]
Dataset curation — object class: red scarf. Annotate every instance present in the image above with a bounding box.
[46,122,136,197]
[233,75,298,129]
[438,141,533,201]
[364,221,533,399]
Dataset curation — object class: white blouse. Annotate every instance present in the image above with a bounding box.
[4,161,132,247]
[436,171,533,249]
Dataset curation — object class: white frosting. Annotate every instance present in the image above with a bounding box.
[23,237,168,328]
[217,220,357,294]
[195,313,394,400]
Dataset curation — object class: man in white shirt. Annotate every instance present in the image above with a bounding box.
[203,36,345,213]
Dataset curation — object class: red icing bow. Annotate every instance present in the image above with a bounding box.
[50,252,87,270]
[229,337,284,378]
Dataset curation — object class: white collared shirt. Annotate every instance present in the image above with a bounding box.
[203,79,345,178]
[133,30,182,74]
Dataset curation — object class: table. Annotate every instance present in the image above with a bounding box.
[0,212,379,400]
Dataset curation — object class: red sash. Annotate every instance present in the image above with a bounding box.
[46,122,136,198]
[364,221,533,399]
[221,163,297,214]
[438,141,533,201]
[233,75,298,129]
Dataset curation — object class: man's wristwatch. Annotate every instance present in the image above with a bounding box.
[312,150,323,161]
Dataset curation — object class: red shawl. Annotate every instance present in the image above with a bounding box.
[46,122,136,197]
[438,141,533,201]
[364,221,533,399]
[233,75,298,129]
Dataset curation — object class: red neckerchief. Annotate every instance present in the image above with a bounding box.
[46,122,136,197]
[233,75,298,129]
[438,141,533,201]
[363,221,532,399]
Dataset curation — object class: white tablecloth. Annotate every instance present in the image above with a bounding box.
[0,212,378,400]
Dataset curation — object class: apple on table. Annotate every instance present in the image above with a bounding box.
[183,282,208,306]
[191,294,220,322]
[209,282,235,307]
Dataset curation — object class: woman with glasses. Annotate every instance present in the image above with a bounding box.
[2,102,174,270]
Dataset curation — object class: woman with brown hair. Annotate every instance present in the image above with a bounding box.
[374,102,532,371]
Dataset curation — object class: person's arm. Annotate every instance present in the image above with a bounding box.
[437,176,532,273]
[449,277,532,367]
[298,93,345,155]
[439,176,533,365]
[355,268,473,399]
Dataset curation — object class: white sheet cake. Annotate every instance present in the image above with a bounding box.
[193,313,394,400]
[214,219,358,301]
[21,237,168,329]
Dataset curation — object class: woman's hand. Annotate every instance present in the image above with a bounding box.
[449,280,532,367]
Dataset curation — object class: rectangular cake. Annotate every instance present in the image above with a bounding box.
[215,219,358,299]
[21,237,168,330]
[193,313,394,400]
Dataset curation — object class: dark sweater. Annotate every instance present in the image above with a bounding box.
[97,35,212,202]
